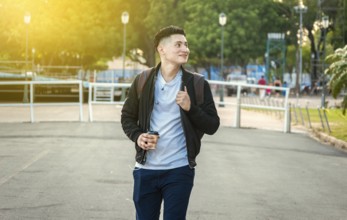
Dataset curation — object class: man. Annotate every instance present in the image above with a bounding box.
[258,75,266,99]
[121,25,220,220]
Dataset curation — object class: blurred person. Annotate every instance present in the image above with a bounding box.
[274,77,282,97]
[282,81,288,96]
[121,25,220,220]
[258,75,266,100]
[266,83,273,97]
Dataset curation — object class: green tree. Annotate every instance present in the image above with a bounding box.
[1,0,345,75]
[282,0,346,81]
[143,0,186,66]
[181,0,291,77]
[325,45,347,114]
[0,0,150,69]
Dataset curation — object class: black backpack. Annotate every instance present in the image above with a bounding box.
[136,68,205,105]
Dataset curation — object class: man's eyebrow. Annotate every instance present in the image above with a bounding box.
[174,40,188,44]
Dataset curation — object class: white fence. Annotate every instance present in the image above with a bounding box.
[88,82,131,122]
[0,80,83,122]
[0,80,291,133]
[208,80,291,133]
[88,80,291,133]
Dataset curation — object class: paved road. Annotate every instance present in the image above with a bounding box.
[0,122,347,220]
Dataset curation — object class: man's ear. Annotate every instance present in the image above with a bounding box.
[157,45,164,55]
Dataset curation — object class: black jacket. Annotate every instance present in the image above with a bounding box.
[121,63,220,167]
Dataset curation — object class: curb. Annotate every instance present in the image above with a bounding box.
[309,128,347,152]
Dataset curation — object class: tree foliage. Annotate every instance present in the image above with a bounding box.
[0,0,346,72]
[181,0,291,69]
[0,0,150,69]
[325,45,347,115]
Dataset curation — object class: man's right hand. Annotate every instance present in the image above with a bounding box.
[137,133,159,150]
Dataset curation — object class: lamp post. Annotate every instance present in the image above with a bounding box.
[321,15,329,108]
[294,1,307,99]
[23,13,31,103]
[219,12,227,107]
[121,11,129,80]
[32,48,35,71]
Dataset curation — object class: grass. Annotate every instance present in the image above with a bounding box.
[292,107,347,142]
[245,106,347,143]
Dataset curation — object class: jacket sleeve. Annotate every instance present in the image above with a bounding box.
[121,75,143,143]
[187,80,220,135]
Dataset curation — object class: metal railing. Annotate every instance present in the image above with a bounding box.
[0,80,83,122]
[88,82,131,122]
[0,80,291,132]
[208,80,291,133]
[87,80,291,133]
[291,102,331,133]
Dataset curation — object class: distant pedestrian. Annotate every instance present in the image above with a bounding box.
[258,75,266,99]
[274,77,282,97]
[282,81,288,96]
[266,83,273,97]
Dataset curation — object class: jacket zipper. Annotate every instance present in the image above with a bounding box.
[140,72,157,164]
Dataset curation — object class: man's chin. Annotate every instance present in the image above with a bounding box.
[178,58,188,64]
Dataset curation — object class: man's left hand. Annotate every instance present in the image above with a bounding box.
[176,86,191,111]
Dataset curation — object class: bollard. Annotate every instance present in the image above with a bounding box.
[88,85,93,122]
[293,104,298,124]
[234,86,241,128]
[317,107,325,131]
[79,81,84,121]
[322,108,331,133]
[284,103,291,133]
[305,101,312,128]
[30,82,34,123]
[298,104,305,126]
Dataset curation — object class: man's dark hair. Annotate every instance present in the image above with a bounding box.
[154,25,186,50]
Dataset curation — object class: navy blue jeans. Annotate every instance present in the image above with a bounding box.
[132,165,195,220]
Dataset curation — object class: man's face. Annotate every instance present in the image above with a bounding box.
[158,34,190,65]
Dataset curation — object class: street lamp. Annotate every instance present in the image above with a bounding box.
[219,12,227,107]
[121,11,129,80]
[294,0,307,99]
[321,15,329,108]
[23,12,31,103]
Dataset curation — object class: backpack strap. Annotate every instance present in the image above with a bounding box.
[193,73,205,106]
[137,68,153,99]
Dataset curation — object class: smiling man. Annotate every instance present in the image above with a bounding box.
[121,25,220,220]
